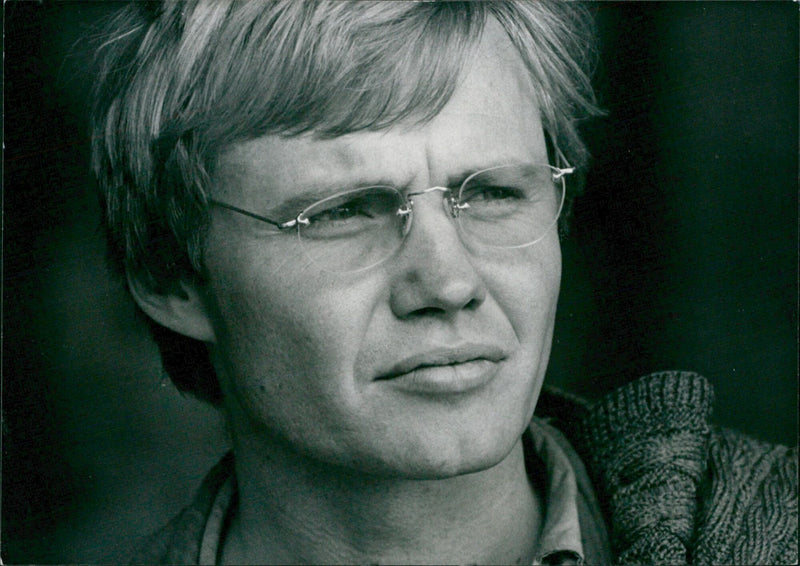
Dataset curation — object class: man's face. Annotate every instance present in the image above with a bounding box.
[201,23,561,478]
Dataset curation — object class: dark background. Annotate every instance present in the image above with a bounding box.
[3,2,798,563]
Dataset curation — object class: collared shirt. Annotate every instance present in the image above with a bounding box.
[528,418,585,565]
[197,418,604,565]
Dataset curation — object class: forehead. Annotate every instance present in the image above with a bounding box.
[214,21,545,204]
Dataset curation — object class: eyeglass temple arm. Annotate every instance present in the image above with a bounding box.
[209,199,300,230]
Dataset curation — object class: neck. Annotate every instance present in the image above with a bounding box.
[221,432,542,565]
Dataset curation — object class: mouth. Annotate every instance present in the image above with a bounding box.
[375,345,507,394]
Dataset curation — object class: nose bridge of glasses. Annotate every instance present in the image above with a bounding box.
[408,185,450,198]
[400,186,457,217]
[396,185,464,241]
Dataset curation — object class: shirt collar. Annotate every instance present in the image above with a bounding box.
[199,474,234,565]
[527,418,585,565]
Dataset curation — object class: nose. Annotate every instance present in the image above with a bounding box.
[388,190,487,319]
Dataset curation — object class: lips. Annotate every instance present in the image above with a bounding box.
[374,345,507,393]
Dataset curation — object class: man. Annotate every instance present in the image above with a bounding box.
[91,1,797,564]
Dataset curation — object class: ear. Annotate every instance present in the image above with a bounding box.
[127,271,216,343]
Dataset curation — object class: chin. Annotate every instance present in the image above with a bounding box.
[350,416,527,481]
[404,444,519,481]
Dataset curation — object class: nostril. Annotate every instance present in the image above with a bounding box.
[464,297,481,311]
[410,306,445,318]
[406,295,482,320]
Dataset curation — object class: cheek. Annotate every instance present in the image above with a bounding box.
[484,237,561,342]
[203,239,384,391]
[203,262,388,446]
[492,239,561,418]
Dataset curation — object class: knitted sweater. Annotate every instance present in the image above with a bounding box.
[537,371,798,564]
[131,371,797,564]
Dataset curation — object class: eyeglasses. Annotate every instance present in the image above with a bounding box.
[210,162,573,273]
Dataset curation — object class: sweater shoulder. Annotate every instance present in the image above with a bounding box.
[694,427,798,565]
[548,371,797,564]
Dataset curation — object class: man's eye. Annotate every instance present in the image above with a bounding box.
[309,204,364,223]
[307,197,375,224]
[299,191,401,240]
[463,186,524,203]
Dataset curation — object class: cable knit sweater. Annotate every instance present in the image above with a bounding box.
[129,371,797,564]
[537,371,798,564]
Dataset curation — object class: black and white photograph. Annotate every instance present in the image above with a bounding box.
[3,1,797,563]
